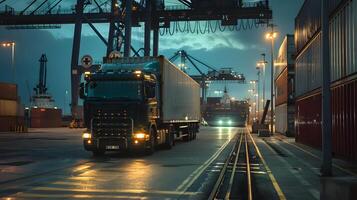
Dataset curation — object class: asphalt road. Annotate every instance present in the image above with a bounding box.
[1,127,355,200]
[0,127,237,199]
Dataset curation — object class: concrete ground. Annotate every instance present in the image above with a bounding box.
[0,127,356,199]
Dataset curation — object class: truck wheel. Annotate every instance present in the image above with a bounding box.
[92,150,105,157]
[145,130,155,155]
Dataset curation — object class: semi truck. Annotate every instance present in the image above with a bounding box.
[80,56,200,155]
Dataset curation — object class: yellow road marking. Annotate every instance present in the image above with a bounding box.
[279,138,357,176]
[176,136,233,192]
[15,193,148,199]
[32,186,200,196]
[247,129,287,200]
[51,181,96,187]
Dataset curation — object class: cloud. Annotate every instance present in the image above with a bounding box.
[46,23,260,52]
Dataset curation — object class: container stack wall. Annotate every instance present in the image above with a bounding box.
[295,0,357,160]
[0,83,24,131]
[275,35,295,136]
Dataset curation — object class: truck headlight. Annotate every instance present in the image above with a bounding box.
[133,132,149,139]
[228,120,232,125]
[82,133,92,139]
[218,120,223,125]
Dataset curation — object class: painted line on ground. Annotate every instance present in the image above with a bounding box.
[247,128,287,200]
[12,193,148,199]
[175,134,234,192]
[279,138,357,176]
[262,139,319,200]
[30,187,200,196]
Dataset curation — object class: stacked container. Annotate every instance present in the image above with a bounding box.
[295,0,357,160]
[0,82,24,131]
[275,35,296,136]
[30,108,62,128]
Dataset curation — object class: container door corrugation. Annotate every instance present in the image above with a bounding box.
[295,34,322,97]
[295,92,322,149]
[296,77,357,160]
[295,0,350,55]
[331,78,357,160]
[330,0,357,82]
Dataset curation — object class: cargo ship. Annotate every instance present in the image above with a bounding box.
[203,88,249,127]
[27,54,62,128]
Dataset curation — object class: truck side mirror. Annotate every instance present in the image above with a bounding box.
[79,83,85,99]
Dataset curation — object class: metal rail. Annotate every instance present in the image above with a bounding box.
[208,133,241,200]
[225,130,243,199]
[208,130,253,200]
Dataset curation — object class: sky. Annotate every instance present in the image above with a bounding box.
[0,0,304,115]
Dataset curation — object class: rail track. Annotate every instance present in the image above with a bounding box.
[208,128,286,200]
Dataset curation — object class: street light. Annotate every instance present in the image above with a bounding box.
[1,41,16,83]
[265,24,278,135]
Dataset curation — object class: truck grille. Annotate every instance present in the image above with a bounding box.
[91,116,133,138]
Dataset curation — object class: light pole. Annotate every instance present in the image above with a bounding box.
[1,41,16,83]
[257,53,267,116]
[321,0,332,177]
[265,25,277,135]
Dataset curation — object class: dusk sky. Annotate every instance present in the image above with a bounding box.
[0,0,304,114]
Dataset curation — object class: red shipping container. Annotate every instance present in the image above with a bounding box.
[296,77,357,161]
[30,108,62,128]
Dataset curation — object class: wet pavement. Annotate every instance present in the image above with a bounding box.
[0,127,356,199]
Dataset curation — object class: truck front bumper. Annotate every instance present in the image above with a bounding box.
[83,137,149,152]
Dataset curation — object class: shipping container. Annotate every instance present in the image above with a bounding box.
[0,116,25,132]
[275,35,295,79]
[275,68,288,106]
[295,0,357,161]
[330,0,357,82]
[295,33,322,97]
[296,76,357,160]
[30,108,62,128]
[0,116,16,132]
[161,57,201,122]
[0,82,17,100]
[0,99,17,116]
[295,0,350,55]
[275,104,287,135]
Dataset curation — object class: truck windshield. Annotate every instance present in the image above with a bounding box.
[87,80,142,100]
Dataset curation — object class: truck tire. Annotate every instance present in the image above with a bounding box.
[145,130,155,155]
[92,149,105,157]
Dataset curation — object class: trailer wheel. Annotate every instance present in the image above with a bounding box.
[92,149,105,157]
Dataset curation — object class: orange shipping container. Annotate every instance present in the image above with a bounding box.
[0,99,17,116]
[0,82,17,100]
